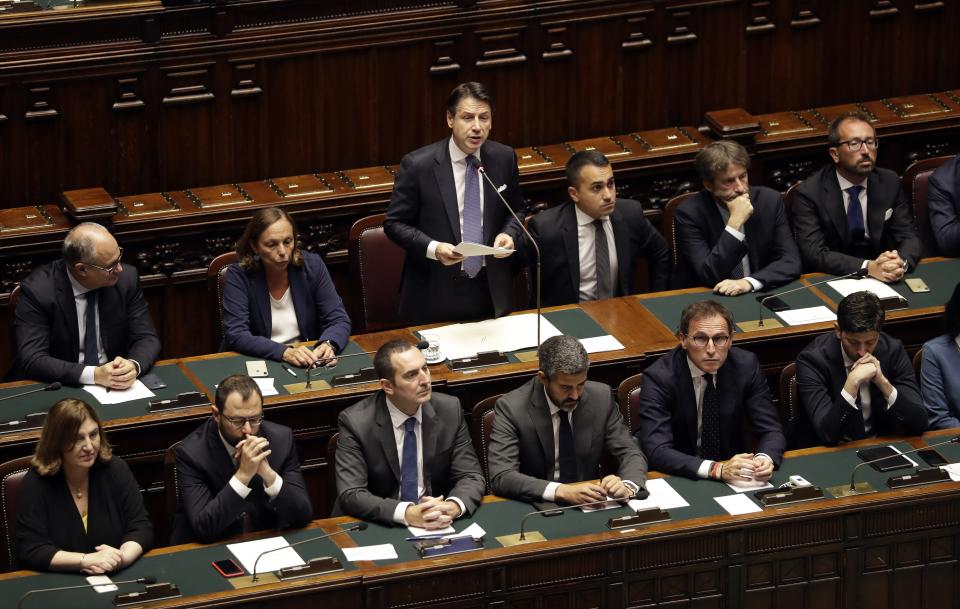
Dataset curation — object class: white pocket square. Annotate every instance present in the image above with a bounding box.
[883,208,893,221]
[497,184,507,193]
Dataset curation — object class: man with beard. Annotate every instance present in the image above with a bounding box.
[488,335,648,504]
[334,340,485,528]
[171,374,312,544]
[792,111,921,281]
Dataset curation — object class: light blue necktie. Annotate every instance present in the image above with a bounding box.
[462,155,483,278]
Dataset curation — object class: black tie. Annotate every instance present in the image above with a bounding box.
[558,410,577,483]
[593,219,612,300]
[83,290,99,366]
[700,373,721,461]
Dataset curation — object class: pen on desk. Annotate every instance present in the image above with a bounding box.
[282,365,298,377]
[404,534,447,541]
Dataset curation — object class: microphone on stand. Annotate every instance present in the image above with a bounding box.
[0,381,62,404]
[477,164,542,353]
[756,267,868,328]
[828,435,960,498]
[17,576,156,609]
[251,522,368,582]
[516,494,636,541]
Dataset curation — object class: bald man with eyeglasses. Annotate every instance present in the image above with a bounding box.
[636,300,785,483]
[8,222,160,388]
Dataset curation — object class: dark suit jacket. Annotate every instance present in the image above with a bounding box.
[637,346,786,479]
[9,259,160,385]
[488,377,648,503]
[927,155,960,256]
[334,391,485,525]
[673,186,801,290]
[384,138,523,323]
[792,164,922,274]
[794,332,927,447]
[221,251,351,360]
[527,199,670,306]
[171,419,312,544]
[16,457,153,571]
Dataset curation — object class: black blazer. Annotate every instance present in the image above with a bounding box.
[384,138,524,323]
[527,199,670,306]
[673,186,801,290]
[16,457,153,571]
[171,419,312,544]
[636,345,786,479]
[927,154,960,256]
[9,259,160,385]
[794,332,927,447]
[792,164,922,275]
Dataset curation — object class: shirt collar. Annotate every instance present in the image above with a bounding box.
[448,137,480,166]
[573,203,609,228]
[839,341,855,369]
[685,354,710,380]
[386,396,422,428]
[217,427,238,462]
[542,383,578,416]
[836,169,867,192]
[66,268,92,297]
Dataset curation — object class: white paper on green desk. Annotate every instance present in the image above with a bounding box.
[254,377,279,397]
[83,380,154,405]
[725,478,774,493]
[227,536,304,574]
[407,524,455,537]
[427,314,563,360]
[578,335,625,354]
[828,277,902,300]
[776,306,837,326]
[342,543,398,562]
[453,241,514,257]
[627,478,689,511]
[446,522,486,539]
[941,464,960,481]
[715,493,762,515]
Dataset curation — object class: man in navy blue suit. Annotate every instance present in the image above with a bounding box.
[384,82,524,324]
[928,154,960,256]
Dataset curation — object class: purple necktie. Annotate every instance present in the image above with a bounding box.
[462,155,483,278]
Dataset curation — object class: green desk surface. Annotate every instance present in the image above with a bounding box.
[184,341,370,396]
[0,363,196,427]
[0,526,357,608]
[929,436,960,463]
[637,278,824,334]
[819,258,960,311]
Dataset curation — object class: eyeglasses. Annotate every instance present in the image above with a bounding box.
[83,248,123,275]
[684,334,730,348]
[222,414,264,429]
[837,138,879,152]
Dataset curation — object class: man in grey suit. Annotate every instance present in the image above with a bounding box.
[489,335,648,505]
[334,340,485,528]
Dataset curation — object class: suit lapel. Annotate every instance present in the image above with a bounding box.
[54,262,81,359]
[205,420,241,487]
[865,171,884,250]
[823,170,849,246]
[572,389,595,480]
[674,349,700,451]
[480,144,498,244]
[250,271,272,337]
[287,265,309,340]
[375,394,402,483]
[420,401,438,496]
[529,381,556,476]
[433,141,462,242]
[609,205,631,296]
[561,203,581,294]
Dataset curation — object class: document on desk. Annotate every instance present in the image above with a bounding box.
[726,478,774,493]
[627,478,690,511]
[83,380,155,405]
[407,523,456,537]
[253,377,279,397]
[715,493,762,515]
[453,242,514,257]
[426,314,563,360]
[776,306,837,327]
[342,543,398,562]
[828,277,902,300]
[227,536,305,574]
[447,522,486,539]
[941,464,960,481]
[578,335,625,354]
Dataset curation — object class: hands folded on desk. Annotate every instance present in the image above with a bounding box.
[720,453,773,484]
[93,357,138,390]
[282,342,338,368]
[867,250,907,283]
[406,495,462,529]
[556,475,634,505]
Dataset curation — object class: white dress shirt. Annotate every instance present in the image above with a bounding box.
[574,205,619,301]
[425,138,487,265]
[219,429,283,499]
[68,272,106,386]
[836,170,873,270]
[269,287,299,344]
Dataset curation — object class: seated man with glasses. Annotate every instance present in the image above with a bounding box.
[636,300,785,483]
[171,374,312,544]
[8,222,160,388]
[792,110,921,282]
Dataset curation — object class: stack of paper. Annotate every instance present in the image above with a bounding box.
[425,314,563,360]
[828,277,902,300]
[83,380,155,405]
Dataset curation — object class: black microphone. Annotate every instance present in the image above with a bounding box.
[518,493,635,541]
[251,522,368,582]
[0,382,62,404]
[755,267,868,328]
[842,435,960,496]
[17,576,156,609]
[304,341,428,388]
[477,164,542,352]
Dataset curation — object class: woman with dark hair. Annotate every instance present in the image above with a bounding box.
[922,281,960,429]
[16,399,153,573]
[222,207,351,367]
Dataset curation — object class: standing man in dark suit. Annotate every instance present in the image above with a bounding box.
[528,150,670,306]
[674,140,801,294]
[637,301,785,482]
[334,340,485,528]
[792,111,921,281]
[171,374,312,544]
[794,291,926,447]
[9,222,160,387]
[384,82,524,324]
[927,154,960,256]
[488,335,647,504]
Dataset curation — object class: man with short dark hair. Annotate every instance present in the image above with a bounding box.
[488,335,647,504]
[9,222,160,387]
[637,301,785,481]
[334,340,485,527]
[385,82,524,324]
[792,111,921,281]
[171,374,312,544]
[674,140,800,294]
[794,291,926,447]
[528,150,670,305]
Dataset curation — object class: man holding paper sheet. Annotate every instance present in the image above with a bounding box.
[794,291,926,447]
[489,335,648,504]
[792,111,921,282]
[171,374,312,544]
[334,340,485,528]
[637,301,785,483]
[384,81,524,324]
